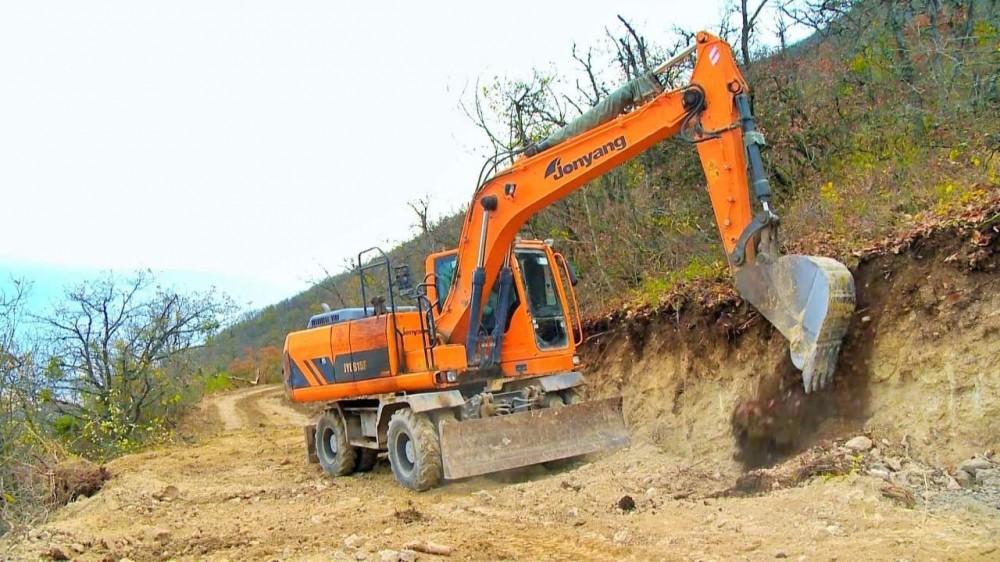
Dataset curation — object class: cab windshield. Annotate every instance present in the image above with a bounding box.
[515,250,569,350]
[433,249,568,350]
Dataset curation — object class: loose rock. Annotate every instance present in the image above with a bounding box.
[560,480,582,492]
[869,468,891,481]
[344,534,364,549]
[152,485,180,502]
[958,458,992,474]
[617,495,636,511]
[953,470,973,487]
[947,475,963,491]
[976,468,1000,487]
[44,547,70,561]
[845,436,873,452]
[378,550,406,562]
[403,541,452,556]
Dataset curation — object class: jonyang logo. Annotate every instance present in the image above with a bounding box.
[543,136,627,181]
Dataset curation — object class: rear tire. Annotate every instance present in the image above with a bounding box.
[315,411,357,477]
[387,409,442,491]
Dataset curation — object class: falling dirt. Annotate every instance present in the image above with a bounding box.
[3,212,1000,561]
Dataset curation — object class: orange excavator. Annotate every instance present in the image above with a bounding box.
[283,31,856,491]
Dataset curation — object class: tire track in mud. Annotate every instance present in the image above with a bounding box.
[247,386,312,427]
[208,385,278,431]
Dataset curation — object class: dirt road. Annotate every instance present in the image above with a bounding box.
[2,384,998,561]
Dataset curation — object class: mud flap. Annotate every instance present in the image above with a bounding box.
[439,397,630,480]
[735,255,856,393]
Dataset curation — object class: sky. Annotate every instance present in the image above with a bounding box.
[0,0,792,313]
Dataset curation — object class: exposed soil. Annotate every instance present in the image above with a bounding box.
[3,384,998,562]
[2,205,1000,561]
[583,197,1000,473]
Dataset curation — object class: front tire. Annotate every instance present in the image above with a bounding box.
[316,411,357,477]
[387,409,442,491]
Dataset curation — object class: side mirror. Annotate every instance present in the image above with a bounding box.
[567,262,579,287]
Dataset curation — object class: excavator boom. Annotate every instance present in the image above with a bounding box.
[435,31,855,392]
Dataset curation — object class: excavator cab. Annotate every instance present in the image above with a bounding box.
[426,241,580,365]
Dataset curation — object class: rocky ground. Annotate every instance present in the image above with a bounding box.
[1,385,998,562]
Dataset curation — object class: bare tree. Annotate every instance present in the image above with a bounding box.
[460,71,568,156]
[40,271,233,455]
[607,15,652,80]
[571,42,606,108]
[0,278,28,380]
[737,0,771,78]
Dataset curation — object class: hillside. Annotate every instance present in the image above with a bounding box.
[200,2,999,377]
[3,207,999,560]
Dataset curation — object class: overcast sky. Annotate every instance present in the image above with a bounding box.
[0,1,791,312]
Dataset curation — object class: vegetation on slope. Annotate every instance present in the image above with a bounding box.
[208,0,999,370]
[1,272,233,533]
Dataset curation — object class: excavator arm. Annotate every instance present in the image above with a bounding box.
[436,31,855,392]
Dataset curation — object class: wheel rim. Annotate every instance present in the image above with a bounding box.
[320,426,338,462]
[394,431,416,477]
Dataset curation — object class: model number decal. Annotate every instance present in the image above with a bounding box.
[343,360,368,374]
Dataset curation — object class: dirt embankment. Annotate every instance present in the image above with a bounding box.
[1,206,999,561]
[582,201,1000,472]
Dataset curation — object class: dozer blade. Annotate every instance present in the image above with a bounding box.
[734,255,856,393]
[439,397,630,480]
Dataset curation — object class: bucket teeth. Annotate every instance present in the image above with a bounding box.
[735,255,856,393]
[802,341,842,393]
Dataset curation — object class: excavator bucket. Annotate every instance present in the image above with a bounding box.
[439,397,630,480]
[734,255,856,393]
